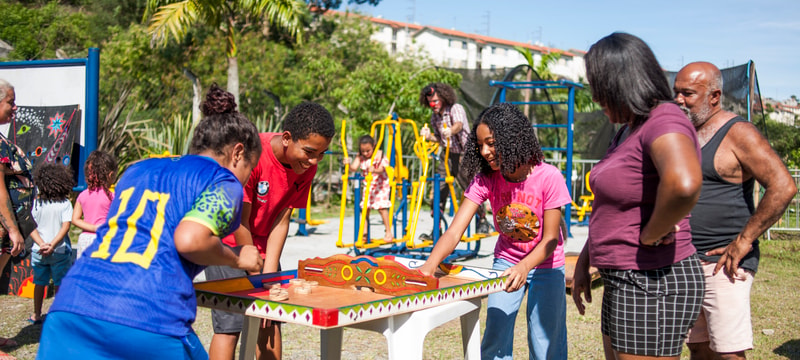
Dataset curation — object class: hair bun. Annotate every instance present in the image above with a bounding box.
[201,83,237,116]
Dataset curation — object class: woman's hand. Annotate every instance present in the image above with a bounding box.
[571,246,592,315]
[639,224,679,247]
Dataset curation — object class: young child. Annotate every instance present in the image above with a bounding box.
[28,163,75,325]
[207,102,335,360]
[72,150,117,258]
[350,135,393,242]
[419,103,571,359]
[37,84,263,359]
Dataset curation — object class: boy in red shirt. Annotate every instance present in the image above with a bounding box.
[206,102,335,360]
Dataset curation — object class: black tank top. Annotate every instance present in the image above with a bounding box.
[689,116,759,273]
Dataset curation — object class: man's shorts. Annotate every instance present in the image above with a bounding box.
[32,250,72,286]
[204,265,248,334]
[686,261,755,353]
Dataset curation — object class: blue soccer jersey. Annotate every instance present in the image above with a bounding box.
[50,155,243,337]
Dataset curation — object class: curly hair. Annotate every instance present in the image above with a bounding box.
[419,83,457,109]
[34,163,75,202]
[283,102,335,141]
[190,83,262,162]
[461,103,544,178]
[84,150,117,200]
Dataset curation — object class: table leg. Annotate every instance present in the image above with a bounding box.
[239,317,259,360]
[320,328,343,360]
[460,298,481,360]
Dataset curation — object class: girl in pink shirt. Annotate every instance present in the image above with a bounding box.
[420,103,571,359]
[72,150,117,258]
[350,135,392,242]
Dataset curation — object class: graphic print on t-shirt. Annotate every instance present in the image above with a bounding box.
[495,203,541,242]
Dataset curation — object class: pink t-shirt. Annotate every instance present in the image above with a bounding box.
[588,102,700,270]
[76,188,114,234]
[464,162,571,268]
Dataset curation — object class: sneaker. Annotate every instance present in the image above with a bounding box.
[476,220,490,234]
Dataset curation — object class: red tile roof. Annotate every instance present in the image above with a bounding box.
[323,9,577,57]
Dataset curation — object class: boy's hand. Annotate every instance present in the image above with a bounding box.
[235,245,263,273]
[40,244,54,257]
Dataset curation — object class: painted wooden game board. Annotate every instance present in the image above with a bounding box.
[195,255,505,329]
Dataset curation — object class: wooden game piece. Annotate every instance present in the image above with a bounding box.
[271,283,282,290]
[298,254,439,296]
[306,281,318,288]
[269,289,289,301]
[289,278,305,287]
[294,286,310,295]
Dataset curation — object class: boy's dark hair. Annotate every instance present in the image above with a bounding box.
[585,32,673,128]
[358,135,375,146]
[34,163,75,202]
[462,103,544,178]
[85,150,117,197]
[283,102,335,141]
[419,83,457,109]
[190,83,262,162]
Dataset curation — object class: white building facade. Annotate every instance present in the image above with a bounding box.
[336,11,587,82]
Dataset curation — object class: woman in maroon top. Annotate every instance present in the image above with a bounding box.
[571,32,705,359]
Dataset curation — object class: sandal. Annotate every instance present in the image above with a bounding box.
[0,338,16,347]
[26,315,42,325]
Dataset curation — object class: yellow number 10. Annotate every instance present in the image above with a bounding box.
[91,187,171,269]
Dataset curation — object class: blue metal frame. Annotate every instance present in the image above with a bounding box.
[0,48,100,191]
[489,79,584,238]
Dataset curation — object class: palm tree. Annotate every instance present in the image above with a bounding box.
[145,0,307,104]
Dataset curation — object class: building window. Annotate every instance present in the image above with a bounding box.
[449,39,454,48]
[460,60,468,68]
[391,43,396,54]
[462,41,467,49]
[392,29,397,42]
[491,46,496,54]
[490,65,496,71]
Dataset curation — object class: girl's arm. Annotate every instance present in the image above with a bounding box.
[639,133,702,246]
[418,199,481,276]
[30,229,49,254]
[501,208,562,292]
[174,220,262,272]
[371,151,386,174]
[71,201,97,232]
[350,155,362,171]
[262,207,293,273]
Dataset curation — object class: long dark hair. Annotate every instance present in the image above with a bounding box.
[585,32,673,128]
[462,103,544,178]
[189,83,262,162]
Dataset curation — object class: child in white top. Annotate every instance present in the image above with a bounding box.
[29,163,75,324]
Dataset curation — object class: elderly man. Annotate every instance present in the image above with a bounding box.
[674,62,796,360]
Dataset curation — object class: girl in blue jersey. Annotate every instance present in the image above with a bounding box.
[37,84,264,360]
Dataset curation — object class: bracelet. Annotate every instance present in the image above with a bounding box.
[652,238,662,247]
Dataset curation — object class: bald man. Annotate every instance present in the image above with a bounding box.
[674,62,796,360]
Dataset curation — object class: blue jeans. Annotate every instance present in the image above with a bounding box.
[481,258,567,360]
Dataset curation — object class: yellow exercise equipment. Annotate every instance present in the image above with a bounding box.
[571,170,593,223]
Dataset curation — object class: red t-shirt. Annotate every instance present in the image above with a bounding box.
[222,133,315,254]
[587,103,699,270]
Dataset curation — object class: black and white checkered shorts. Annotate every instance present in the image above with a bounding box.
[599,254,704,357]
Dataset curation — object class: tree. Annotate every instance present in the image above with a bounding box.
[145,0,307,104]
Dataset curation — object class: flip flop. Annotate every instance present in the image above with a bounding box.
[26,316,42,325]
[0,338,16,347]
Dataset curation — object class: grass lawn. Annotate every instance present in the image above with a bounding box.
[1,235,798,359]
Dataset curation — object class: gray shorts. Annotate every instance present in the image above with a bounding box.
[204,265,248,334]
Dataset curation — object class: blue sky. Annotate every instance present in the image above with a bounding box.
[352,0,800,101]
